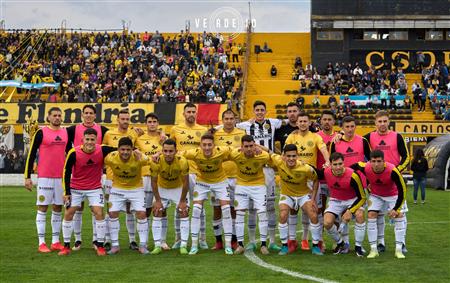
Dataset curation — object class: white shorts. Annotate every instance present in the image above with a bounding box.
[143,176,154,209]
[320,183,330,197]
[157,187,189,209]
[103,179,112,195]
[279,194,311,211]
[325,197,363,217]
[71,188,104,208]
[36,178,64,205]
[234,185,266,211]
[211,178,236,206]
[400,200,408,213]
[264,167,276,202]
[188,173,196,200]
[108,187,146,212]
[368,195,399,212]
[193,180,229,202]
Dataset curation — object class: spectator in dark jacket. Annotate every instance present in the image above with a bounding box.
[411,148,428,204]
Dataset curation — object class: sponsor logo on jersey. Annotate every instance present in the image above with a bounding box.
[55,135,62,141]
[87,159,95,165]
[307,141,314,147]
[333,182,340,188]
[346,147,354,153]
[375,179,383,184]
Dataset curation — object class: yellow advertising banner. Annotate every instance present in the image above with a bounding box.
[395,122,450,135]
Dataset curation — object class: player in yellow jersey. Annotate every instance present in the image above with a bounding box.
[181,133,234,255]
[210,109,245,250]
[271,144,322,256]
[169,103,208,249]
[105,137,152,255]
[102,109,139,250]
[284,111,330,251]
[135,113,169,249]
[230,135,272,255]
[149,139,190,255]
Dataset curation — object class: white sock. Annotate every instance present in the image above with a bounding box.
[403,214,407,246]
[92,215,97,242]
[309,222,320,244]
[36,211,46,245]
[73,211,83,242]
[377,213,385,246]
[109,217,120,247]
[235,211,245,244]
[161,216,167,244]
[367,218,378,250]
[267,199,277,244]
[326,225,341,243]
[126,213,136,243]
[62,220,73,244]
[190,204,202,247]
[278,222,288,244]
[394,217,406,251]
[248,208,257,243]
[200,208,206,242]
[258,211,268,243]
[180,217,190,247]
[105,214,111,242]
[95,219,106,244]
[137,218,149,247]
[51,211,62,244]
[288,214,298,241]
[213,218,223,237]
[340,222,350,244]
[152,217,162,247]
[221,205,233,247]
[174,210,181,241]
[354,222,366,247]
[302,212,310,241]
[318,213,324,241]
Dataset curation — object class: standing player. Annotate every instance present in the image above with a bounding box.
[231,135,272,255]
[106,137,152,255]
[66,105,109,250]
[58,128,116,256]
[103,109,139,250]
[364,110,409,253]
[182,134,234,255]
[210,109,245,250]
[285,111,330,250]
[271,144,323,256]
[330,115,371,252]
[318,152,366,257]
[149,139,190,255]
[135,113,166,249]
[351,150,407,259]
[24,107,67,253]
[170,103,208,249]
[237,100,282,252]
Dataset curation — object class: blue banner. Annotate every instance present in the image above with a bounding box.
[0,80,60,89]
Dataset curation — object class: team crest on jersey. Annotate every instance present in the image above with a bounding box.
[307,141,314,147]
[108,202,113,209]
[113,136,118,140]
[367,199,372,207]
[234,200,239,207]
[280,195,286,201]
[234,136,240,141]
[38,195,45,202]
[193,191,199,197]
[196,131,201,137]
[253,162,259,168]
[264,124,270,129]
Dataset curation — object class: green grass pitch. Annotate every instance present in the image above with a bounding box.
[0,186,449,282]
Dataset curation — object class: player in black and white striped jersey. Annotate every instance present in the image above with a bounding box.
[236,100,282,252]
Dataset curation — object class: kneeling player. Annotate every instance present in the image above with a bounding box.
[150,139,190,255]
[351,150,407,259]
[318,152,366,256]
[59,128,116,256]
[271,144,323,256]
[106,137,152,255]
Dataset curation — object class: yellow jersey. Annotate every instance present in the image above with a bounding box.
[103,128,139,180]
[104,151,150,189]
[214,128,246,178]
[229,149,270,186]
[150,155,189,189]
[170,123,207,174]
[135,133,162,176]
[271,154,317,196]
[183,146,231,184]
[284,131,326,168]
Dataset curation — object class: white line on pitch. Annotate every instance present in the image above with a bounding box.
[244,250,339,283]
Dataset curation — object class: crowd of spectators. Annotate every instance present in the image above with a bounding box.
[0,146,25,173]
[0,29,246,105]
